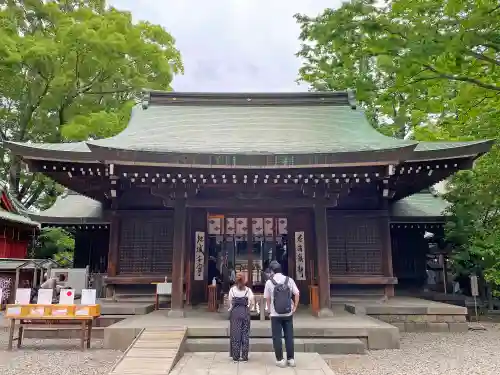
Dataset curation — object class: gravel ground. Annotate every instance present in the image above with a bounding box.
[326,323,500,375]
[0,331,123,375]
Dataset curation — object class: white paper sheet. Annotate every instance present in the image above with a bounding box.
[0,288,3,304]
[14,288,31,304]
[6,306,21,315]
[81,289,96,305]
[37,289,53,305]
[58,289,75,305]
[29,306,45,316]
[51,308,68,316]
[75,307,89,316]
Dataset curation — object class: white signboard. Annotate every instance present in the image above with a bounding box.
[14,288,31,304]
[156,283,172,296]
[194,231,205,281]
[37,289,53,305]
[59,289,75,305]
[81,289,97,305]
[294,231,306,281]
[470,275,479,297]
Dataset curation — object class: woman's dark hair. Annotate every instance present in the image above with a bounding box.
[235,273,246,291]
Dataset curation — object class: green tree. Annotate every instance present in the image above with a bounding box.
[31,227,75,263]
[295,0,500,289]
[295,0,500,138]
[0,0,183,208]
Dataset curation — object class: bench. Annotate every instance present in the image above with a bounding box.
[7,316,96,351]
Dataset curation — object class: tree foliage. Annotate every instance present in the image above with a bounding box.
[295,0,500,139]
[31,227,75,264]
[0,0,183,208]
[296,0,500,287]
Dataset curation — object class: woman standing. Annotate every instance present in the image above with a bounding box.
[228,273,254,362]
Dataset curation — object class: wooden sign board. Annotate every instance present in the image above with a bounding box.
[4,304,101,318]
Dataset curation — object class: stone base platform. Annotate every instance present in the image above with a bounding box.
[345,296,469,333]
[98,300,155,315]
[103,309,400,352]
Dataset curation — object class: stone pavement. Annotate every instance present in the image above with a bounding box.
[170,352,335,375]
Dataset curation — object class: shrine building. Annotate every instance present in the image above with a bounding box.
[5,91,492,315]
[0,180,40,258]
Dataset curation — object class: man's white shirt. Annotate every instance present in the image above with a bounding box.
[263,273,299,317]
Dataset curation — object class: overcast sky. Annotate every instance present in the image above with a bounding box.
[108,0,341,92]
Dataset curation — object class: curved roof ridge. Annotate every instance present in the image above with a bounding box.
[143,90,357,108]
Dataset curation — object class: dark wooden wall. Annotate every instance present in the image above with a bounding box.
[391,226,428,290]
[74,229,109,273]
[326,210,391,296]
[327,211,384,276]
[117,211,174,275]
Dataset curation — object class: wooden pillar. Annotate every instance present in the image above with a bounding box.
[169,198,187,317]
[314,204,333,316]
[106,212,120,298]
[380,210,395,298]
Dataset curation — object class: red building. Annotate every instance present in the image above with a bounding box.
[0,181,40,258]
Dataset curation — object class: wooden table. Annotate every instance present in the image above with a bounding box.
[7,316,96,351]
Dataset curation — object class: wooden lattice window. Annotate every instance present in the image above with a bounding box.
[327,213,383,276]
[118,213,174,274]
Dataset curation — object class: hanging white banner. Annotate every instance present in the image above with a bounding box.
[294,231,306,281]
[194,231,205,281]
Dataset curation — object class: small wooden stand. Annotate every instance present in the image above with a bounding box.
[309,285,319,316]
[7,316,95,351]
[4,304,100,351]
[208,285,218,312]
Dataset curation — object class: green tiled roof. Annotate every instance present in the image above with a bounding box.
[390,193,450,222]
[88,104,414,154]
[28,192,106,225]
[4,91,493,166]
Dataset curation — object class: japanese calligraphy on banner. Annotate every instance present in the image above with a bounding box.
[252,218,264,236]
[208,216,222,235]
[236,218,248,235]
[194,231,205,280]
[294,231,306,281]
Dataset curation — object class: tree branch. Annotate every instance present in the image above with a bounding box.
[17,174,35,201]
[467,49,500,67]
[23,183,46,209]
[423,64,500,92]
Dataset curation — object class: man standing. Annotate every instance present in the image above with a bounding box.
[264,260,300,368]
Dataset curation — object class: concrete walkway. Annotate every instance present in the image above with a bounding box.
[170,352,335,375]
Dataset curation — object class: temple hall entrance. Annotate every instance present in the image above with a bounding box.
[207,214,289,293]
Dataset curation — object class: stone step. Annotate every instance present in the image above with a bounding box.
[186,326,368,338]
[185,337,366,355]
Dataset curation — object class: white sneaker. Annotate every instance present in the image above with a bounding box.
[276,359,287,368]
[287,359,296,367]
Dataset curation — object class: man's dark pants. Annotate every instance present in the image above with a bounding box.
[270,315,294,361]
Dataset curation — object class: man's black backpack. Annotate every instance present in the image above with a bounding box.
[270,276,292,314]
